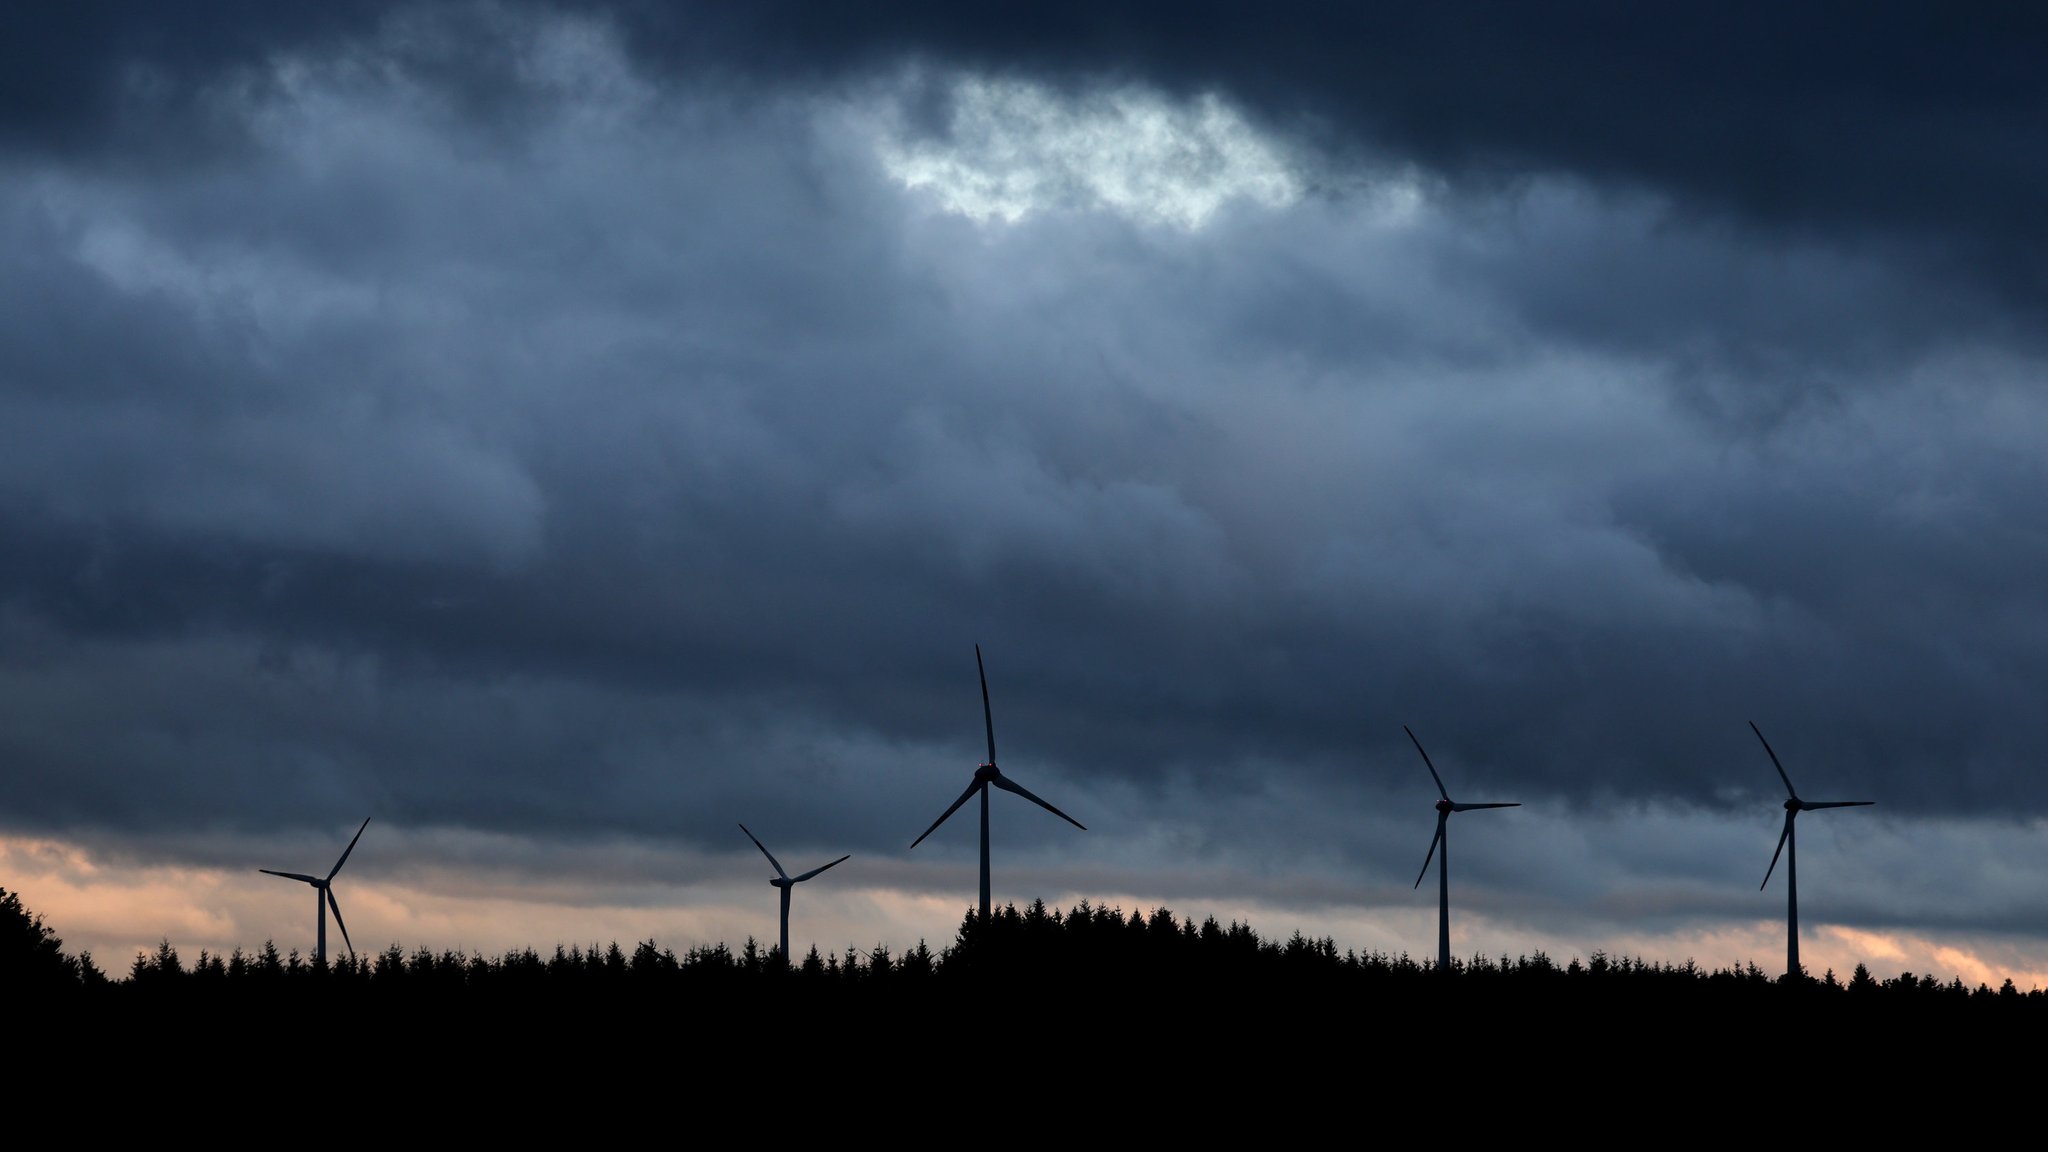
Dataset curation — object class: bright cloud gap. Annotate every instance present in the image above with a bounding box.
[871,75,1310,229]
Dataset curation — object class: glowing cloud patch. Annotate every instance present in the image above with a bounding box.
[874,76,1301,228]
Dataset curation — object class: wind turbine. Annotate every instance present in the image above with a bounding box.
[910,644,1085,922]
[1751,721,1873,980]
[1405,726,1519,974]
[259,816,370,966]
[738,823,849,967]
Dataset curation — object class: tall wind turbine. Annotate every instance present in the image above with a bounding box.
[738,823,849,966]
[259,816,370,966]
[1405,726,1519,974]
[910,645,1086,922]
[1751,721,1873,980]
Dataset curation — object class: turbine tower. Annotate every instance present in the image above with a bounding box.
[259,816,370,966]
[738,823,849,967]
[1404,726,1519,974]
[910,644,1085,923]
[1751,721,1873,980]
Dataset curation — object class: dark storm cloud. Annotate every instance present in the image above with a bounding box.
[626,1,2048,312]
[3,64,2039,834]
[1,2,395,158]
[4,0,2048,968]
[16,3,2046,304]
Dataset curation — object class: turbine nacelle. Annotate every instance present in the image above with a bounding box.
[1434,798,1455,815]
[975,763,1001,784]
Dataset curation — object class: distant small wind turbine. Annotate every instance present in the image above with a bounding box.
[738,823,849,966]
[1405,726,1519,974]
[259,816,370,966]
[1751,721,1873,980]
[911,645,1086,922]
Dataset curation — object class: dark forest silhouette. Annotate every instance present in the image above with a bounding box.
[2,886,105,992]
[8,886,2035,1024]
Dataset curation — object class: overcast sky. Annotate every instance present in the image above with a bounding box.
[5,1,2047,985]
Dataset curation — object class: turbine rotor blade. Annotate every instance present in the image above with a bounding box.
[326,889,355,959]
[976,644,997,766]
[1749,721,1799,799]
[328,816,371,881]
[1414,813,1446,889]
[911,780,982,848]
[260,869,322,884]
[990,773,1086,831]
[1451,802,1521,811]
[738,823,789,879]
[1404,726,1451,801]
[791,854,851,884]
[1760,811,1794,890]
[1804,801,1875,809]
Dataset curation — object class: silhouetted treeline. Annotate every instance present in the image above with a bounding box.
[1,886,108,993]
[110,932,941,1000]
[26,886,2033,1123]
[9,887,2041,1027]
[934,898,2043,1019]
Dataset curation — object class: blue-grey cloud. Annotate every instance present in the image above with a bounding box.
[4,3,2047,962]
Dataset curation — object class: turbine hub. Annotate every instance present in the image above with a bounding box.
[1784,798,1801,812]
[975,763,1000,783]
[771,878,788,888]
[1435,799,1454,814]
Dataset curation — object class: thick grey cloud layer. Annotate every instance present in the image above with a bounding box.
[4,3,2047,954]
[16,3,2046,306]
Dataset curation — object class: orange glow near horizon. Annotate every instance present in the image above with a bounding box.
[3,834,2043,991]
